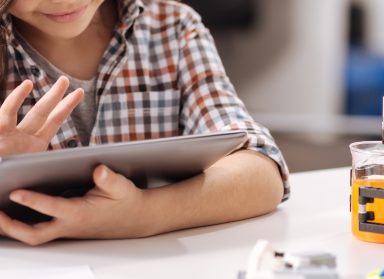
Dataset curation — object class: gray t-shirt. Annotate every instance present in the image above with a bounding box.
[15,32,97,146]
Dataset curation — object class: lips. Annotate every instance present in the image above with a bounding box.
[43,4,88,23]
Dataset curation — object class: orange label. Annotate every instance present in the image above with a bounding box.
[352,179,384,243]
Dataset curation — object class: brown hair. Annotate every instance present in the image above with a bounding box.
[0,0,12,93]
[0,0,11,13]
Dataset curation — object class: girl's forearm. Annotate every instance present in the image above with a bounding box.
[140,149,284,236]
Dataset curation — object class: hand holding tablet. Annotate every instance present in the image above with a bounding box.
[0,130,247,222]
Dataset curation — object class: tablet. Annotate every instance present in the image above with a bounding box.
[0,130,247,222]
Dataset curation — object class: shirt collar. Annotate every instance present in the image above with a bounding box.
[0,13,14,46]
[117,0,145,35]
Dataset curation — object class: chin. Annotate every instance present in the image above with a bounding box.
[59,30,87,39]
[44,24,89,39]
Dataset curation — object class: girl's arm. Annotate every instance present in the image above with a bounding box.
[141,149,283,235]
[0,148,283,245]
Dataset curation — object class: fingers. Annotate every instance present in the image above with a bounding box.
[0,80,33,132]
[0,212,60,246]
[0,190,75,245]
[35,88,84,141]
[17,76,70,134]
[93,165,134,199]
[0,167,139,245]
[0,77,84,145]
[9,190,74,219]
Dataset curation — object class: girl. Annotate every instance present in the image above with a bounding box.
[0,0,289,245]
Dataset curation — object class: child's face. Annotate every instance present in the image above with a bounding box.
[8,0,105,39]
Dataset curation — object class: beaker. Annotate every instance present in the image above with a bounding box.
[350,141,384,243]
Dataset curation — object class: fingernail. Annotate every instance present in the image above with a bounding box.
[99,166,109,183]
[9,192,22,203]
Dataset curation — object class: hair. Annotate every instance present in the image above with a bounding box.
[0,0,12,93]
[0,0,11,13]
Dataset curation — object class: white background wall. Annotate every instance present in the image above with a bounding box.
[214,0,380,135]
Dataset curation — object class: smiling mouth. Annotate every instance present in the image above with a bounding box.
[43,4,88,23]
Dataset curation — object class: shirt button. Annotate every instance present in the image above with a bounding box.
[30,66,40,77]
[66,139,79,148]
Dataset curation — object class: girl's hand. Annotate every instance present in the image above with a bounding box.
[0,165,146,246]
[0,76,84,156]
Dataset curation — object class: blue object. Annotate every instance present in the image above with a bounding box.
[345,47,384,116]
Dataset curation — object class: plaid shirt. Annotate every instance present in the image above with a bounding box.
[1,0,289,201]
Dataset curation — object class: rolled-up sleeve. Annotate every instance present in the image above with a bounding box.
[176,5,290,202]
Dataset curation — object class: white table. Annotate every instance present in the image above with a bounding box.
[0,167,382,278]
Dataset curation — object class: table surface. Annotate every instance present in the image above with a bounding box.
[0,167,382,278]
